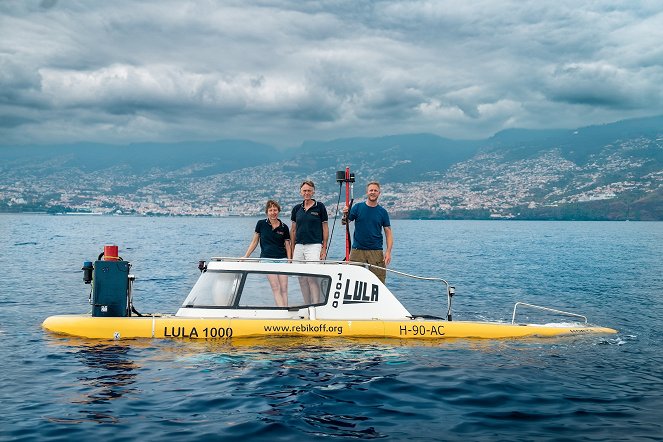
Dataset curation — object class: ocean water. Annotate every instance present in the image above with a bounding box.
[1,214,662,441]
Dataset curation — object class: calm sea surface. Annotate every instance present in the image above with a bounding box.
[1,214,662,441]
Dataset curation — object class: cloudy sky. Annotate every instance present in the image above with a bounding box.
[1,0,662,147]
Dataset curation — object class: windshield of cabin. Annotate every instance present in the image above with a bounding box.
[181,270,330,308]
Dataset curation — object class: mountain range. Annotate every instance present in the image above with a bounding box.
[1,115,662,220]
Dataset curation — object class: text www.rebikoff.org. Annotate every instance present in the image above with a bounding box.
[263,323,344,335]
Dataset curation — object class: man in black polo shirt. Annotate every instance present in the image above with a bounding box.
[290,180,329,303]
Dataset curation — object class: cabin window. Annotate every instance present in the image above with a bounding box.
[181,271,242,307]
[181,270,330,309]
[238,273,330,308]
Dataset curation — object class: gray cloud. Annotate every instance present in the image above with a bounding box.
[1,0,662,147]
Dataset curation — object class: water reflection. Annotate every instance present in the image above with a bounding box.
[42,338,142,424]
[72,342,139,405]
[230,339,393,438]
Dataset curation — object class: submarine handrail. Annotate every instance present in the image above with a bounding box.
[209,256,450,285]
[511,302,588,324]
[209,256,455,320]
[368,263,455,321]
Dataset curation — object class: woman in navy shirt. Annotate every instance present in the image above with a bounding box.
[243,200,292,306]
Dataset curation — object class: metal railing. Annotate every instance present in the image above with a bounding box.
[511,302,587,324]
[381,264,455,321]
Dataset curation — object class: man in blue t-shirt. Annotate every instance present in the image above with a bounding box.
[342,181,393,283]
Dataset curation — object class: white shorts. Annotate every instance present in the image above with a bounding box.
[293,243,322,262]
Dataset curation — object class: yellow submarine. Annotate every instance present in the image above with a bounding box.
[43,253,617,341]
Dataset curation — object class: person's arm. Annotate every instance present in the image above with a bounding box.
[290,222,297,256]
[321,222,329,259]
[383,226,393,266]
[244,232,260,258]
[285,240,292,260]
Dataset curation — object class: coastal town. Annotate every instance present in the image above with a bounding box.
[2,135,660,219]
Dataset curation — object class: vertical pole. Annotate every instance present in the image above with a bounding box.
[345,166,350,261]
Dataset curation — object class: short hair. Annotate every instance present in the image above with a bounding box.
[265,199,281,213]
[366,181,381,190]
[300,180,315,189]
